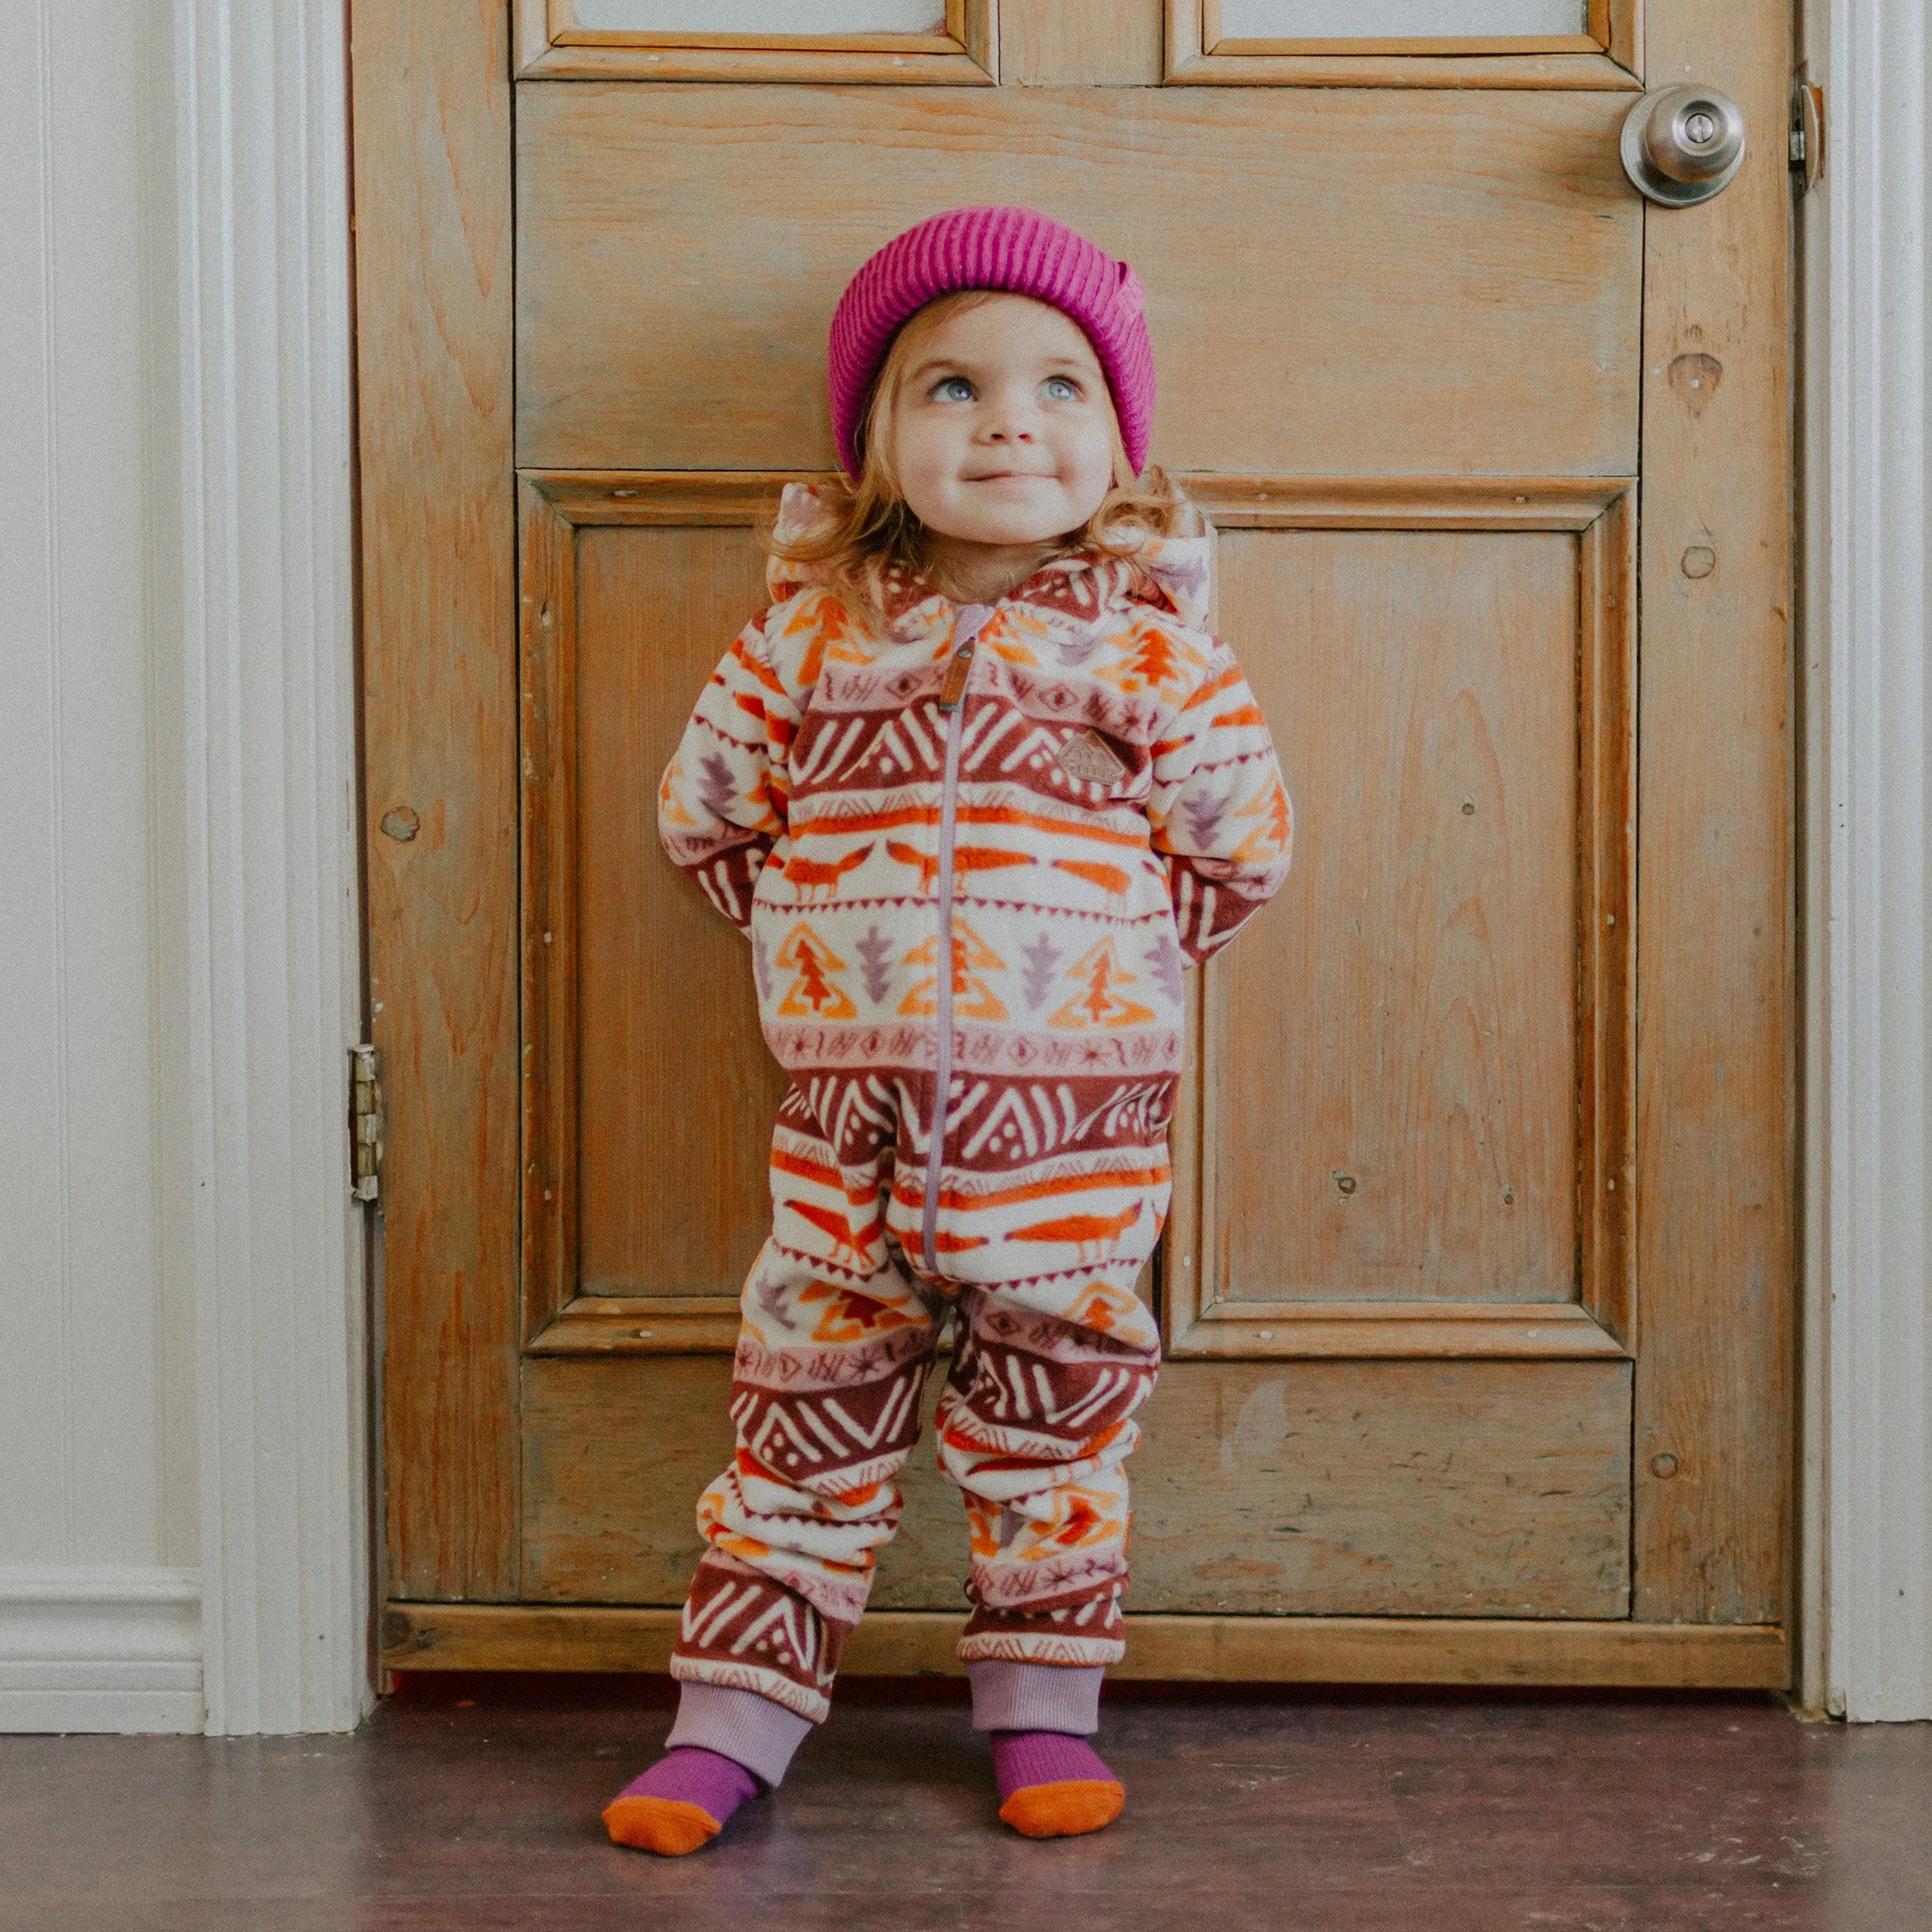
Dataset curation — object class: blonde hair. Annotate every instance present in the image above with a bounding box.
[773,290,1190,608]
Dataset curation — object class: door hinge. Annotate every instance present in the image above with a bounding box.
[1791,74,1825,196]
[351,1044,383,1204]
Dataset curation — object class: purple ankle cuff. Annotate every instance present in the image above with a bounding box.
[665,1682,815,1787]
[967,1661,1104,1735]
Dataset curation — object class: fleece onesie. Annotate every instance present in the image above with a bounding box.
[656,485,1292,1726]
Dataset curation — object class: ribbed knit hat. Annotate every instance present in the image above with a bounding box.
[828,206,1155,480]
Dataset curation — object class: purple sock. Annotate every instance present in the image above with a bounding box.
[614,1746,758,1823]
[991,1729,1117,1802]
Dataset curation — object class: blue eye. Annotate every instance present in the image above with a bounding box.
[934,376,975,402]
[1043,376,1080,401]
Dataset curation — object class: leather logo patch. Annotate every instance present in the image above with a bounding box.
[1058,730,1128,786]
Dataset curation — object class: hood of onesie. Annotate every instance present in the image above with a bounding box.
[764,481,1212,635]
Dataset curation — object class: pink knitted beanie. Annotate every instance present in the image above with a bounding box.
[827,206,1156,480]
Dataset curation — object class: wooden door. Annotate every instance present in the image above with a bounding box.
[359,0,1792,1688]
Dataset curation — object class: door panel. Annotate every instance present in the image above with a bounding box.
[573,524,787,1301]
[515,85,1641,475]
[1216,527,1581,1306]
[523,1356,1631,1616]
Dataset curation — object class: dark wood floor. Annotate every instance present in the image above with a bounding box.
[5,1675,1929,1931]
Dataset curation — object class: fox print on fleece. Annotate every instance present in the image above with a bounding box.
[655,483,1291,1719]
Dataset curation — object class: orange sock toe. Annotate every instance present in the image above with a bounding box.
[998,1777,1126,1839]
[602,1794,723,1855]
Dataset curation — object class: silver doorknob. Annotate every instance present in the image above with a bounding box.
[1621,85,1747,206]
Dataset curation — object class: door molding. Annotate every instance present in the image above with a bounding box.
[1165,0,1643,88]
[515,0,999,80]
[1805,0,1932,1723]
[175,0,368,1730]
[0,1570,202,1735]
[383,1600,1788,1689]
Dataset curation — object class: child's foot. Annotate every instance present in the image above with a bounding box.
[991,1730,1126,1838]
[603,1746,758,1855]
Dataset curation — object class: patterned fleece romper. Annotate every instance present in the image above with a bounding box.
[657,485,1291,1724]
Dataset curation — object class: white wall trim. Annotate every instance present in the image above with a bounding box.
[0,1569,202,1734]
[1810,0,1932,1722]
[173,0,370,1733]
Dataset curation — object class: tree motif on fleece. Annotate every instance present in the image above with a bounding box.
[1018,933,1063,1013]
[697,750,739,821]
[900,918,1008,1023]
[1227,770,1294,869]
[1181,787,1230,851]
[658,754,696,828]
[1094,620,1202,700]
[774,924,857,1020]
[1048,938,1156,1031]
[1143,933,1185,1006]
[855,926,894,1005]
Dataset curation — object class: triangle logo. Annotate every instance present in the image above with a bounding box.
[1058,730,1128,786]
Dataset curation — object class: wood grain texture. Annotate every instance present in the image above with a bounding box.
[1165,498,1634,1360]
[1216,530,1583,1306]
[518,481,792,1350]
[1165,55,1636,88]
[1001,0,1162,83]
[43,1695,1919,1930]
[570,523,787,1301]
[1177,1301,1628,1359]
[365,0,1793,1662]
[383,1601,1784,1686]
[526,1298,740,1353]
[1577,492,1636,1347]
[1184,474,1632,530]
[519,484,578,1337]
[522,471,815,525]
[352,0,521,1600]
[515,83,1640,476]
[1631,0,1793,1625]
[519,1357,1630,1617]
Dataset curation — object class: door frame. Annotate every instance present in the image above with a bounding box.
[175,0,1929,1727]
[1796,0,1932,1725]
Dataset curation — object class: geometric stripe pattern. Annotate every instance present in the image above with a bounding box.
[659,485,1291,1278]
[670,1199,1162,1722]
[660,488,1290,1718]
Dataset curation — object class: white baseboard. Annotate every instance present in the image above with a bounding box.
[0,1568,203,1733]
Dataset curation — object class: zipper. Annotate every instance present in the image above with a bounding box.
[921,603,994,1274]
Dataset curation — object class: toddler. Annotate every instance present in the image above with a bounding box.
[605,206,1291,1854]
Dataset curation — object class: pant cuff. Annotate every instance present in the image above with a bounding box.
[966,1660,1104,1736]
[666,1682,815,1787]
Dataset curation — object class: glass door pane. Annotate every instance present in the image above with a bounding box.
[570,1,947,31]
[1219,0,1590,36]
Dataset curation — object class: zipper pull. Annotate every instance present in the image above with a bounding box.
[937,606,992,713]
[937,641,976,712]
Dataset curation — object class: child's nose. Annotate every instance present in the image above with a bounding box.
[983,407,1038,442]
